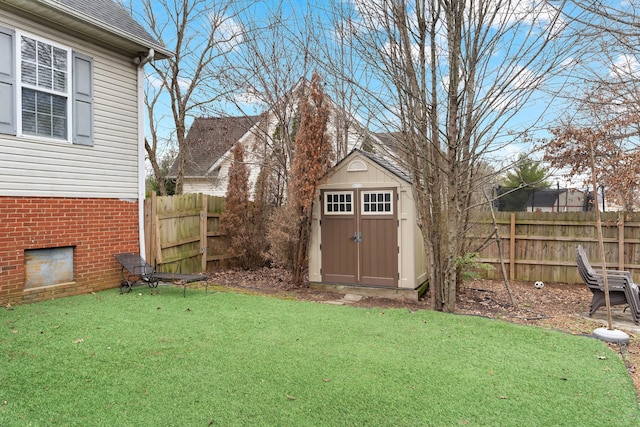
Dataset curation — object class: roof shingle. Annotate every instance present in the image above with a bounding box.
[56,0,159,45]
[171,115,262,177]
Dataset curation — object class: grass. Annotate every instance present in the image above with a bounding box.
[1,286,639,426]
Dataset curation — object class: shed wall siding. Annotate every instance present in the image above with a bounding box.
[0,10,139,199]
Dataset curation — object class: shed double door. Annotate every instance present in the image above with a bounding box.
[320,188,398,287]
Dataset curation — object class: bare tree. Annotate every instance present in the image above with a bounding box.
[543,1,640,211]
[137,0,251,194]
[222,1,317,206]
[324,0,582,312]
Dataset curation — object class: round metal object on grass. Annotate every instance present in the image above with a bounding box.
[592,327,629,344]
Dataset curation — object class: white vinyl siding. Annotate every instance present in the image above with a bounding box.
[0,10,139,199]
[182,179,227,198]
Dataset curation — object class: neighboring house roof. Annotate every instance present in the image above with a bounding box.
[0,0,172,59]
[172,80,388,190]
[375,132,402,151]
[373,131,414,169]
[169,115,262,178]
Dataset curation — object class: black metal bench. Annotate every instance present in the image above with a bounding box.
[114,253,208,297]
[577,245,640,324]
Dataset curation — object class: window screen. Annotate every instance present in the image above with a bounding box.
[19,34,70,140]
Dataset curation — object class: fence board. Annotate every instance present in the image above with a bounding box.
[473,211,640,283]
[144,193,231,273]
[205,195,229,267]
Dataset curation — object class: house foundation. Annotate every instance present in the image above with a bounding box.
[0,196,139,305]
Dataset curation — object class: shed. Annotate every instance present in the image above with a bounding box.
[308,149,428,301]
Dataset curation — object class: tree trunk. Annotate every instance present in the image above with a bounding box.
[428,200,458,313]
[292,209,311,287]
[144,138,168,196]
[173,125,186,195]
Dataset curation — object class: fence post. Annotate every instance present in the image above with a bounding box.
[147,191,158,263]
[144,196,152,262]
[619,212,625,271]
[510,213,516,280]
[152,191,162,264]
[200,194,208,272]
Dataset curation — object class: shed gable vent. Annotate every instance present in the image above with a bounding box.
[347,159,367,172]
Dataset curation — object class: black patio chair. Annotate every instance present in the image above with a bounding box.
[576,245,640,324]
[114,253,208,297]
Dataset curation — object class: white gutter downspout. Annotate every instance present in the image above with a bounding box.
[135,49,154,257]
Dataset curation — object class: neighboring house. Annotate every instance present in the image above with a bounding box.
[308,149,427,300]
[174,115,262,196]
[526,188,588,212]
[170,79,380,199]
[0,0,171,305]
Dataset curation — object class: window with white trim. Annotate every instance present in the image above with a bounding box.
[0,26,93,145]
[324,191,354,215]
[19,34,70,140]
[361,190,393,215]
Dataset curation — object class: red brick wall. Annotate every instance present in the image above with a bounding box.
[0,196,139,305]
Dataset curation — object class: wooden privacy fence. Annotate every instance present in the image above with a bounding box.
[144,192,230,274]
[473,211,640,284]
[144,194,640,283]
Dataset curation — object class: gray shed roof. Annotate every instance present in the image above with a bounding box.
[0,0,172,59]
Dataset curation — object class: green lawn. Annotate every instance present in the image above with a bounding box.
[1,286,638,426]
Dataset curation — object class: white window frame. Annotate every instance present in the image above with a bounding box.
[361,190,394,215]
[324,191,354,215]
[15,31,72,143]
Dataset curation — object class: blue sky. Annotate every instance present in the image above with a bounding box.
[128,0,628,187]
